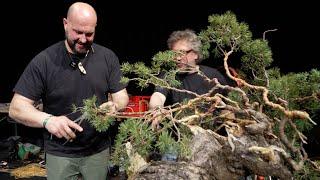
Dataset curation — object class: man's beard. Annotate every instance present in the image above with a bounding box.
[67,38,91,54]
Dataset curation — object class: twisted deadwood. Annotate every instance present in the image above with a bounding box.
[133,121,293,180]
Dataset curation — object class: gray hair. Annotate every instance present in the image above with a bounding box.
[167,29,203,63]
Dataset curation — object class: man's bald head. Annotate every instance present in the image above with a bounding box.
[67,2,97,25]
[63,2,97,54]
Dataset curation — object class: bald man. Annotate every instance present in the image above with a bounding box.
[9,2,128,179]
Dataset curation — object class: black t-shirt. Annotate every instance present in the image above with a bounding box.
[14,41,126,157]
[155,65,231,105]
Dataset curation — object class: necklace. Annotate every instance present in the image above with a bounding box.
[68,50,89,75]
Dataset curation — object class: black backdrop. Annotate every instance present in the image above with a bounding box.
[1,0,319,101]
[0,0,319,154]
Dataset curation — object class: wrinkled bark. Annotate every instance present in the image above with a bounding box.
[136,161,211,180]
[134,122,293,180]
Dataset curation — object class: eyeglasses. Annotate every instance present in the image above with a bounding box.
[177,49,193,55]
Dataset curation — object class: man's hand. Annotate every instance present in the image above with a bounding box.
[149,92,167,130]
[99,101,117,113]
[151,108,168,130]
[45,116,83,140]
[151,111,162,130]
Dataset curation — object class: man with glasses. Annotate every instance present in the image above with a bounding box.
[149,29,231,111]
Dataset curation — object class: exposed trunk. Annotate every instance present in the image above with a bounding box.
[134,124,292,180]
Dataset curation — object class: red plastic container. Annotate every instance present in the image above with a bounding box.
[124,96,150,117]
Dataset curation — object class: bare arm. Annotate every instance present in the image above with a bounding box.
[9,93,83,140]
[149,92,166,110]
[111,88,129,110]
[9,93,50,127]
[100,88,129,112]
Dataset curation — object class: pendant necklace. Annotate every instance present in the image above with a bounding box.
[68,50,89,75]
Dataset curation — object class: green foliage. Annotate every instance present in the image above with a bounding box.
[294,119,313,134]
[241,39,273,70]
[120,76,130,85]
[241,39,273,85]
[268,69,320,139]
[199,11,274,86]
[111,118,155,168]
[228,90,245,108]
[156,131,180,155]
[294,160,320,180]
[176,124,192,158]
[269,69,320,115]
[151,50,178,72]
[199,11,252,59]
[121,62,133,75]
[81,96,115,132]
[156,120,192,159]
[71,104,78,113]
[179,134,192,158]
[122,62,152,79]
[162,71,181,88]
[111,117,192,169]
[121,50,182,90]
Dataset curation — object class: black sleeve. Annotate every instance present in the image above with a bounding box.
[154,86,169,97]
[106,51,127,93]
[13,54,46,101]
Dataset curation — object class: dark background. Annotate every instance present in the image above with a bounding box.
[0,0,319,101]
[0,1,319,156]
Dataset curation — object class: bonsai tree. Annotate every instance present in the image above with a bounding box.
[78,11,320,179]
